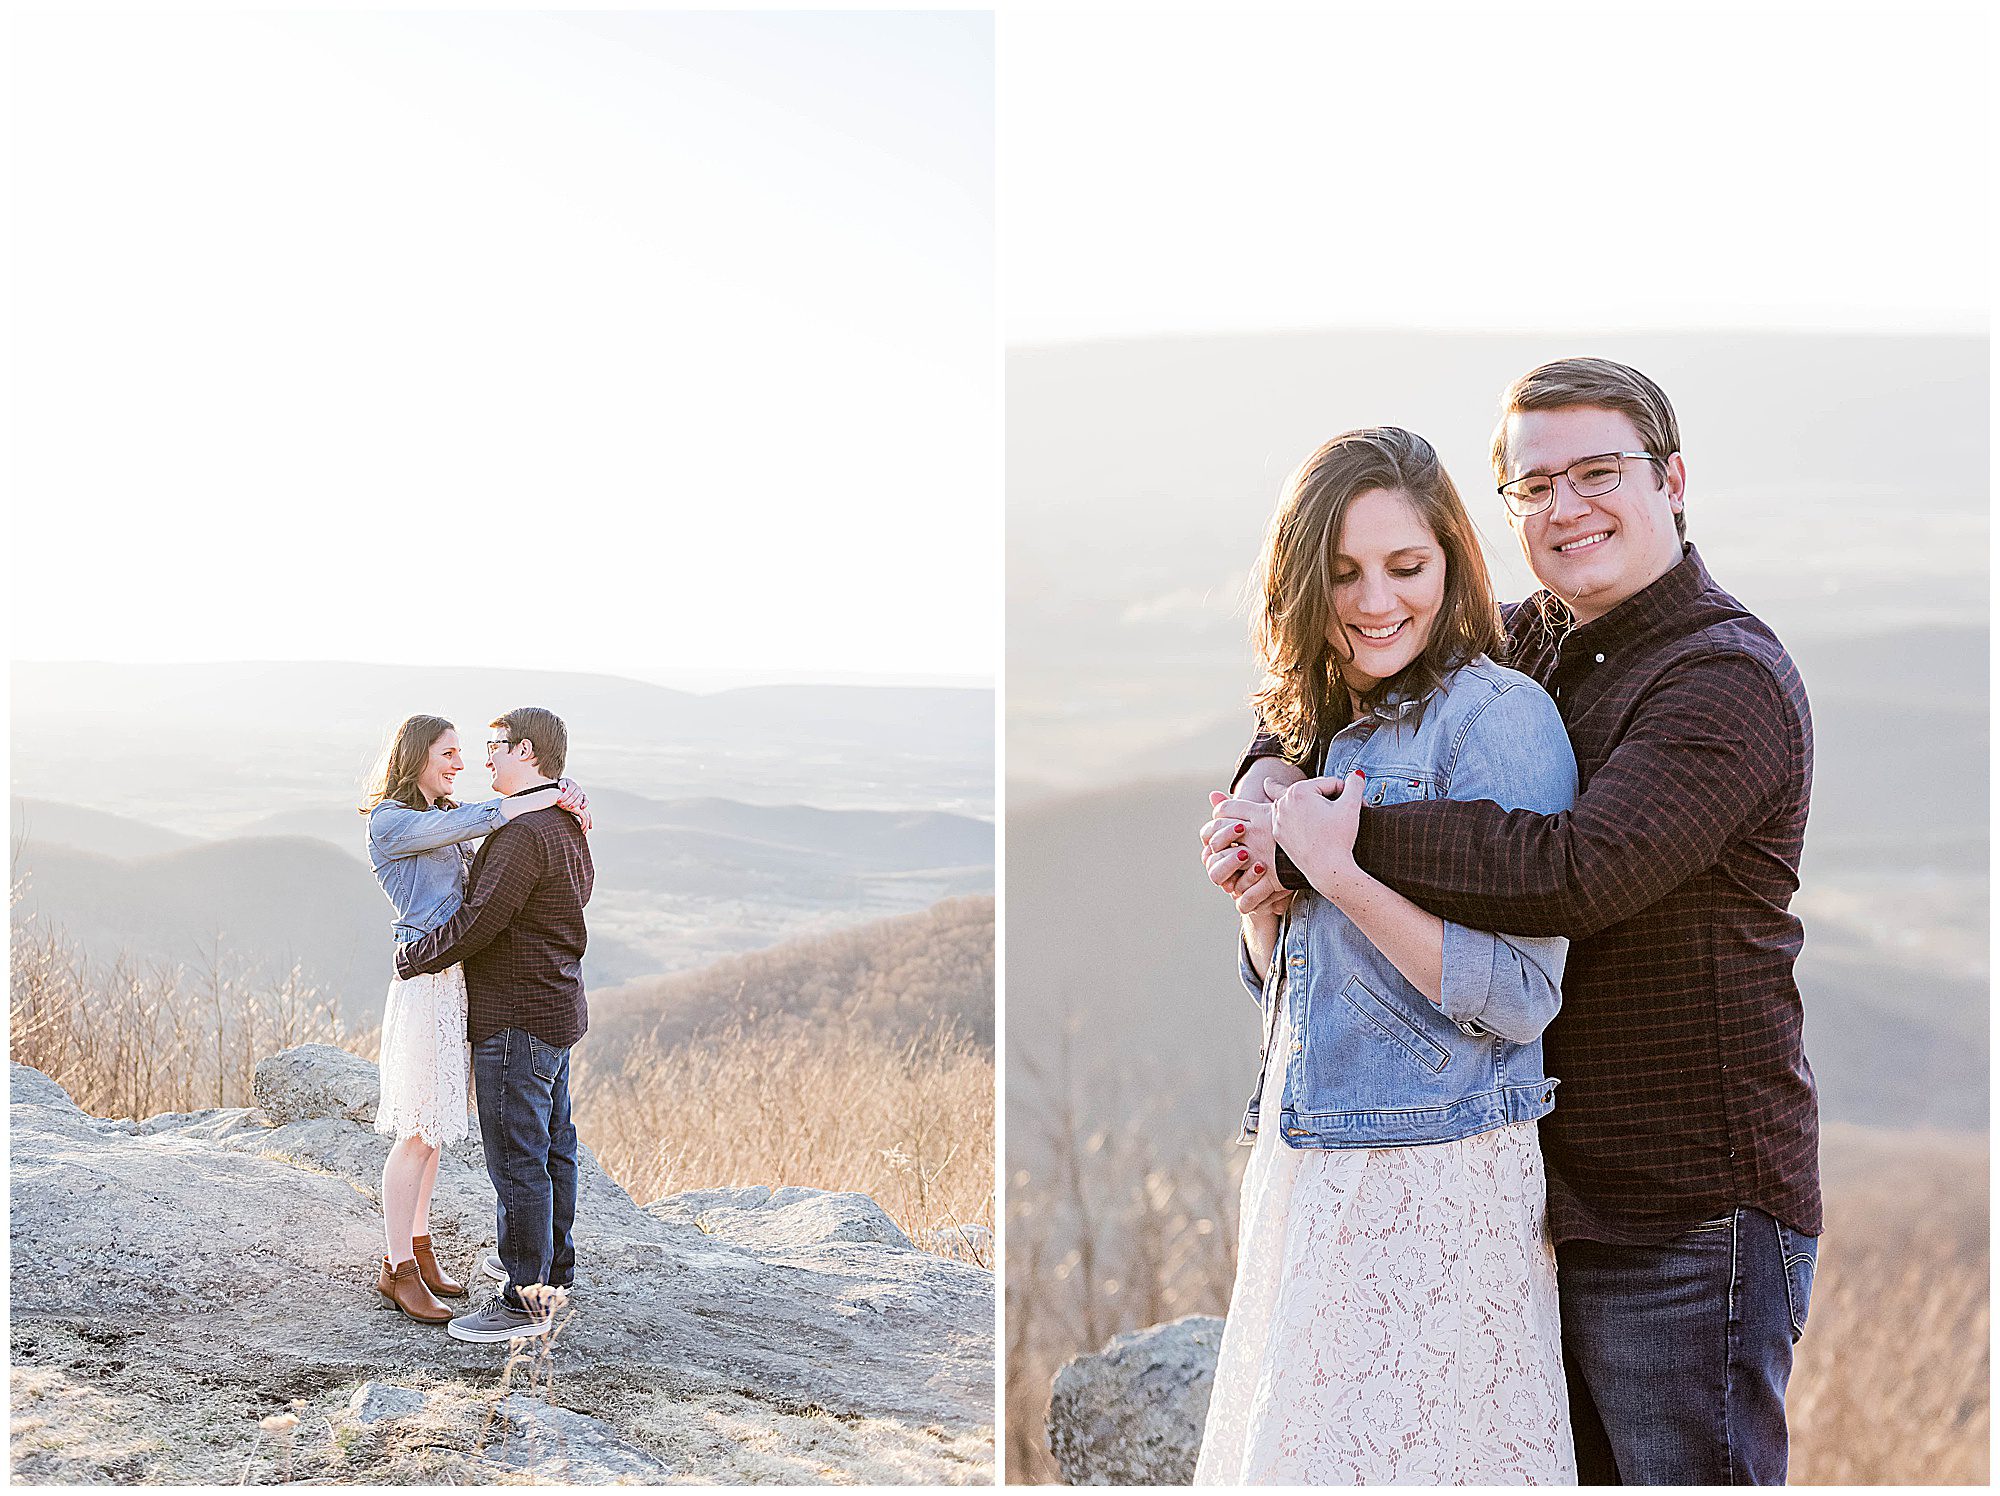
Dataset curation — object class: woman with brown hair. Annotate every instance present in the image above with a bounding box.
[1194,427,1578,1483]
[360,714,588,1323]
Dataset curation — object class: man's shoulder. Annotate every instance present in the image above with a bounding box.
[1662,584,1805,700]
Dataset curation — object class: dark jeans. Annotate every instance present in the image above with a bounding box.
[1558,1207,1818,1484]
[471,1027,577,1310]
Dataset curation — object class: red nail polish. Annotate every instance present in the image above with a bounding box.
[1355,769,1367,780]
[1234,823,1246,833]
[1252,864,1266,875]
[1238,849,1249,860]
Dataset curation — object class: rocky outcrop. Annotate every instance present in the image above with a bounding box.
[1047,1316,1222,1485]
[9,1052,994,1485]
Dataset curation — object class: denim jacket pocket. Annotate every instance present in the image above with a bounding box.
[1339,973,1450,1075]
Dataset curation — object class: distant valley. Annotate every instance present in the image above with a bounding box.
[10,666,994,1028]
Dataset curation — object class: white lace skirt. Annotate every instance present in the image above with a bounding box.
[374,963,471,1147]
[1194,990,1574,1486]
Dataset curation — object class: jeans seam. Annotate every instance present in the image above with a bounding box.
[1723,1207,1740,1483]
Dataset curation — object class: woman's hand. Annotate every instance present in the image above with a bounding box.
[1269,770,1366,899]
[1201,770,1303,914]
[556,777,593,833]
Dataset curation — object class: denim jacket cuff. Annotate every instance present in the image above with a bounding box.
[1439,920,1495,1034]
[1238,932,1268,1009]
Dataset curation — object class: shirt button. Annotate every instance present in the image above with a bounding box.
[1594,653,1605,663]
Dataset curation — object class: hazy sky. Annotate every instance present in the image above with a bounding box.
[12,12,995,685]
[1002,9,1990,341]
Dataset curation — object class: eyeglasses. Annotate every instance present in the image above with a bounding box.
[485,737,516,756]
[1498,452,1666,518]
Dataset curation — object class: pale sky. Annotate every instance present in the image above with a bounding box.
[11,12,996,684]
[1002,8,1990,341]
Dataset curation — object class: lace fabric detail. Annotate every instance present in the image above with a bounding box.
[375,964,472,1148]
[1195,990,1574,1486]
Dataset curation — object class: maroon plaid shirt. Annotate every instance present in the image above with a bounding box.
[396,802,594,1049]
[1239,546,1820,1244]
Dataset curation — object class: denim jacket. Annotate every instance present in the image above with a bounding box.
[1241,656,1579,1149]
[366,798,509,943]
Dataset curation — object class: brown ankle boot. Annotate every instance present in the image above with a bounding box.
[377,1256,453,1324]
[412,1235,466,1298]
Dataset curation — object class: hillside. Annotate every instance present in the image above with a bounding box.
[11,785,993,1021]
[9,798,200,861]
[588,896,996,1062]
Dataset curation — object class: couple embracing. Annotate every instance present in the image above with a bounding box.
[1195,359,1819,1485]
[360,706,595,1344]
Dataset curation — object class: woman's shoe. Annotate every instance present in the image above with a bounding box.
[412,1235,466,1298]
[377,1256,453,1324]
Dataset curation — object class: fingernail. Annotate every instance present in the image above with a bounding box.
[1237,849,1249,861]
[1355,769,1367,780]
[1252,864,1265,875]
[1234,823,1246,833]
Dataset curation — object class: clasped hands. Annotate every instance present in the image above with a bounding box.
[1200,761,1368,913]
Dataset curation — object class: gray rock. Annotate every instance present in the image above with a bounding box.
[10,1051,993,1485]
[253,1042,381,1125]
[9,1063,82,1115]
[345,1380,431,1426]
[486,1395,680,1483]
[1047,1315,1223,1486]
[673,1185,915,1251]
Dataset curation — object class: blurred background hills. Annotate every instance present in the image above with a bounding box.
[11,665,994,1030]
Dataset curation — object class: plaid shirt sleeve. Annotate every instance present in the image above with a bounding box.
[1351,653,1798,939]
[395,822,546,978]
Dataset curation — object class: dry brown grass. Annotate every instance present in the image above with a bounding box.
[7,909,376,1119]
[10,896,994,1272]
[1006,1070,1988,1485]
[576,1013,996,1265]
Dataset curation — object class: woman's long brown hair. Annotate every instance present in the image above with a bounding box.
[358,714,458,815]
[1250,426,1502,761]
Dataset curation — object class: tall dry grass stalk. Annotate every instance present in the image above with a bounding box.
[1006,1039,1246,1484]
[8,909,375,1120]
[575,1013,995,1266]
[1007,1063,1989,1486]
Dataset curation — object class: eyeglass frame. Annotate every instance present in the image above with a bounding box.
[1496,451,1670,518]
[485,736,518,757]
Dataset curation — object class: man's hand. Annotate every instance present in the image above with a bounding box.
[1269,771,1365,897]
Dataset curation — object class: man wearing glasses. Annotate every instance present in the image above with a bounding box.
[398,705,595,1343]
[1218,358,1820,1483]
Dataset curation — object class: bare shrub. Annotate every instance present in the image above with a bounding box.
[1006,1036,1243,1484]
[8,907,375,1119]
[575,1013,995,1266]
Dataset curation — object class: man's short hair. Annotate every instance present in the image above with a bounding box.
[491,706,568,780]
[1491,357,1686,542]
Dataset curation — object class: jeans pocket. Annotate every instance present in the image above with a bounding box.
[529,1034,562,1084]
[1777,1223,1818,1343]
